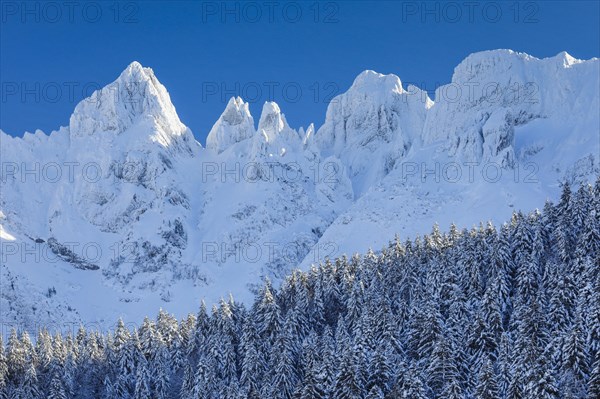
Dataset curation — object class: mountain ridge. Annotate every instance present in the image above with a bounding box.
[1,49,598,330]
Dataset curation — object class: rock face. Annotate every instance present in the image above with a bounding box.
[1,50,598,329]
[422,50,599,167]
[316,70,432,195]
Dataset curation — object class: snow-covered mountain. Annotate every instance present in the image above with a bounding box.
[1,49,598,331]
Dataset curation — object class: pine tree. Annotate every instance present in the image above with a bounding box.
[34,330,53,393]
[255,281,281,345]
[547,266,575,336]
[535,369,559,399]
[138,317,158,362]
[6,329,25,386]
[113,373,132,399]
[506,367,523,399]
[188,301,209,360]
[180,363,194,399]
[367,347,392,394]
[0,337,7,399]
[399,365,427,399]
[513,293,547,375]
[102,375,115,399]
[581,207,600,261]
[61,354,76,398]
[19,363,40,399]
[240,316,267,390]
[562,320,589,382]
[586,275,600,358]
[318,326,337,394]
[299,338,327,399]
[426,333,460,395]
[47,374,67,399]
[332,350,365,399]
[408,297,442,361]
[153,344,171,399]
[440,378,464,399]
[156,309,180,347]
[310,277,327,331]
[467,314,497,373]
[133,360,151,399]
[475,358,499,399]
[193,353,217,399]
[496,332,513,398]
[269,316,299,399]
[365,385,384,399]
[481,276,504,339]
[240,333,262,391]
[589,351,600,399]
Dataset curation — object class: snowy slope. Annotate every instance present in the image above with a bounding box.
[304,50,600,264]
[1,50,598,332]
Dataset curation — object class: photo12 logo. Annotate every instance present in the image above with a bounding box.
[1,1,140,24]
[200,160,341,185]
[201,80,340,104]
[403,81,540,105]
[1,161,104,184]
[400,1,540,24]
[199,1,340,24]
[0,159,344,187]
[200,240,338,264]
[400,161,539,184]
[1,80,151,105]
[1,240,102,266]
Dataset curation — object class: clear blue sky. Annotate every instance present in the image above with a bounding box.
[1,1,598,144]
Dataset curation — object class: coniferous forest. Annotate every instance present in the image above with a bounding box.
[1,179,599,399]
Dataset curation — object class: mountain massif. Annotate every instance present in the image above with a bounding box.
[0,50,598,329]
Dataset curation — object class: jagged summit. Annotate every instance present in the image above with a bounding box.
[121,60,146,74]
[206,96,255,153]
[350,70,405,97]
[315,68,431,194]
[117,60,152,83]
[257,101,297,143]
[451,49,531,83]
[552,51,582,67]
[451,50,586,84]
[68,61,196,154]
